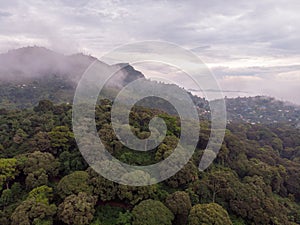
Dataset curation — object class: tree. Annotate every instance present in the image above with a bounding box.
[58,192,97,225]
[34,100,54,113]
[13,128,28,144]
[48,126,74,155]
[132,199,174,225]
[0,188,13,207]
[25,169,48,190]
[0,158,18,190]
[57,171,92,198]
[155,135,179,161]
[28,131,51,153]
[0,182,23,208]
[98,124,119,154]
[165,191,191,225]
[229,175,290,224]
[117,170,157,205]
[271,137,283,153]
[0,209,10,225]
[163,161,198,188]
[59,151,87,175]
[116,211,132,225]
[198,169,233,203]
[188,203,232,225]
[11,185,57,225]
[18,151,59,189]
[20,151,59,177]
[87,167,118,202]
[27,185,54,204]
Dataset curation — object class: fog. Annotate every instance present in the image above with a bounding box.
[0,46,95,82]
[0,46,139,89]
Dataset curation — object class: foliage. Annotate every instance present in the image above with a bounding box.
[58,192,97,225]
[117,170,158,205]
[57,171,92,198]
[132,199,174,225]
[11,185,56,225]
[91,205,132,225]
[165,191,191,225]
[188,203,233,225]
[17,151,59,189]
[0,100,299,224]
[0,158,18,190]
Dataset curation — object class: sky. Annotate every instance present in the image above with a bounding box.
[0,0,299,103]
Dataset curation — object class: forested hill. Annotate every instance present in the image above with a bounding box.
[0,46,299,126]
[0,47,300,224]
[0,100,300,224]
[225,96,300,126]
[0,46,144,109]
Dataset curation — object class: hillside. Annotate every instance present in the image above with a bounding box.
[0,47,144,109]
[225,96,300,126]
[0,47,299,128]
[0,47,300,225]
[0,100,300,224]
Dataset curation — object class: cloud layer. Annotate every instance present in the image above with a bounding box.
[0,0,299,103]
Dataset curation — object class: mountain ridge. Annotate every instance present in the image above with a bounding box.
[0,46,299,126]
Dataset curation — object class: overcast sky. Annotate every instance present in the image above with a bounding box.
[0,0,299,103]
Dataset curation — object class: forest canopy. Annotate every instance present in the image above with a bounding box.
[0,100,299,225]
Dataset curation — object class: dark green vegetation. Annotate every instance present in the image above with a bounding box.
[0,47,300,224]
[225,96,300,126]
[0,75,75,109]
[0,99,300,225]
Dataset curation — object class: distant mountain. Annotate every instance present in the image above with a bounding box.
[0,46,144,108]
[0,46,299,127]
[0,46,93,82]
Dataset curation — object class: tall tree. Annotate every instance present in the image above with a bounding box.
[11,185,57,225]
[48,126,74,155]
[117,170,157,205]
[132,199,174,225]
[18,151,59,189]
[165,191,192,225]
[58,192,97,225]
[87,167,118,202]
[188,203,232,225]
[57,171,92,199]
[0,158,18,190]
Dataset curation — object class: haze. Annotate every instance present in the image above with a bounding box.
[0,0,299,104]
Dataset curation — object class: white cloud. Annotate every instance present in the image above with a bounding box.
[223,75,263,81]
[276,71,300,81]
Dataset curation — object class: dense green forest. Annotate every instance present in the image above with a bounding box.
[225,96,300,126]
[0,47,300,225]
[0,99,300,225]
